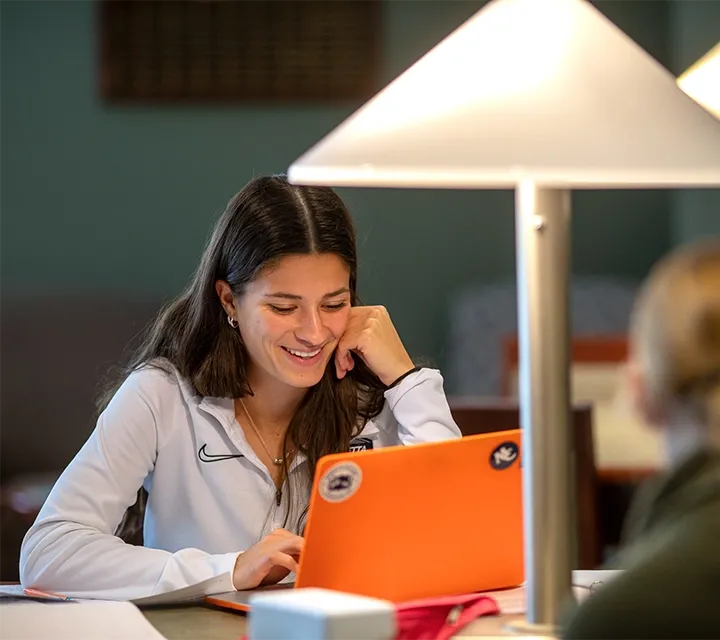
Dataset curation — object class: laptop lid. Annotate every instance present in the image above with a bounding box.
[295,430,523,602]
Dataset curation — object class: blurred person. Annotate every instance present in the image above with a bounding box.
[20,175,461,600]
[564,238,720,639]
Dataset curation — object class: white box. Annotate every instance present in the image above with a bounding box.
[248,588,396,640]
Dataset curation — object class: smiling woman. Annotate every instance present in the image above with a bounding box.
[18,175,461,601]
[222,254,354,391]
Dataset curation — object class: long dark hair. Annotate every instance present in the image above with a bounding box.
[108,175,386,544]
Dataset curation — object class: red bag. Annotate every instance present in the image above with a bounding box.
[394,593,499,640]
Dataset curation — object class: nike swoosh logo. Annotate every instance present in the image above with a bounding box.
[198,444,245,463]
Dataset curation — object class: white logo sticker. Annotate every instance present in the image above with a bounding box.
[490,442,519,470]
[319,462,363,503]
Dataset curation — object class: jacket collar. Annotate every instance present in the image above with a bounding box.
[197,394,236,429]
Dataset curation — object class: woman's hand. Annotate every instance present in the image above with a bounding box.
[335,306,415,386]
[232,529,303,590]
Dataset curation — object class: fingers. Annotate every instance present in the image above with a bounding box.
[262,551,299,576]
[335,320,371,380]
[334,337,351,379]
[335,314,361,380]
[268,529,304,554]
[335,305,396,381]
[335,349,354,380]
[257,551,299,587]
[335,350,345,379]
[235,532,303,589]
[278,536,304,556]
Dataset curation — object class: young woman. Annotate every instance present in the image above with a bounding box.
[20,176,461,600]
[564,239,720,638]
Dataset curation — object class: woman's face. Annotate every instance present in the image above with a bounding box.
[227,253,352,390]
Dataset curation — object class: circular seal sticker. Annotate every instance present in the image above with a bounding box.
[490,442,519,470]
[319,461,363,503]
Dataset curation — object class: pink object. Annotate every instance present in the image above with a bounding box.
[394,593,499,640]
[22,587,73,601]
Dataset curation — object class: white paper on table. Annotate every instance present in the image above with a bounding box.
[0,601,168,640]
[129,574,233,606]
[0,584,27,598]
[0,574,230,607]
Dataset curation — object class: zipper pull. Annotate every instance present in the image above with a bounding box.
[446,605,463,626]
[275,487,282,506]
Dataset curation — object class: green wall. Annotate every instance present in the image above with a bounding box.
[669,0,720,245]
[0,1,679,371]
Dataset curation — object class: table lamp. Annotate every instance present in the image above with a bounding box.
[678,42,720,119]
[288,0,720,633]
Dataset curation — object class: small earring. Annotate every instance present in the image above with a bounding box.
[227,315,238,329]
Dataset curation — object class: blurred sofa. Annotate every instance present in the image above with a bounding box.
[0,296,161,580]
[445,276,640,397]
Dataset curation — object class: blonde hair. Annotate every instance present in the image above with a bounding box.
[630,238,720,447]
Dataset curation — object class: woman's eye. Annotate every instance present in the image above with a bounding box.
[269,305,296,314]
[324,302,348,312]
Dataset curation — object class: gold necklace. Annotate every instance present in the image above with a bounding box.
[238,398,288,466]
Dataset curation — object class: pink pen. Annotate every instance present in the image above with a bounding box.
[23,587,73,601]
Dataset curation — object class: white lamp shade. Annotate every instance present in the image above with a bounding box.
[678,42,720,120]
[289,0,720,189]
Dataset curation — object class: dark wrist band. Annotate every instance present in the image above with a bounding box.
[387,366,422,389]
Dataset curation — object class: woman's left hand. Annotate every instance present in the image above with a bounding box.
[335,306,415,386]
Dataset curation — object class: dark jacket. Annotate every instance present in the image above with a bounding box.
[563,448,720,639]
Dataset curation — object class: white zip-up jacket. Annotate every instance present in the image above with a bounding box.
[19,365,461,601]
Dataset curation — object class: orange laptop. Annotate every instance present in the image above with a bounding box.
[206,430,523,612]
